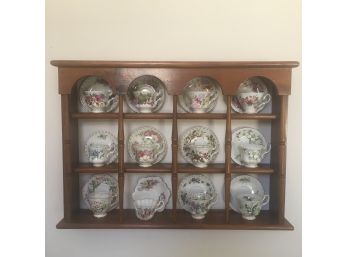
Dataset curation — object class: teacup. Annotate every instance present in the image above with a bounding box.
[132,88,161,113]
[181,190,217,219]
[185,90,217,113]
[134,198,165,221]
[239,143,271,168]
[88,143,115,167]
[87,192,113,218]
[83,90,117,113]
[133,143,160,167]
[237,92,271,113]
[189,144,215,168]
[237,194,270,220]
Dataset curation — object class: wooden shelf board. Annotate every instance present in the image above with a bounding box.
[231,164,274,174]
[125,163,172,173]
[74,163,274,174]
[74,163,118,173]
[177,163,225,173]
[71,113,119,119]
[231,113,277,120]
[124,113,173,119]
[56,209,293,230]
[71,112,277,120]
[51,60,300,69]
[177,113,226,119]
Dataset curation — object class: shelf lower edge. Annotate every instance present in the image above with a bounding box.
[56,210,293,230]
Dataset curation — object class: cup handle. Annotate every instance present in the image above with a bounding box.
[155,200,165,212]
[105,144,117,164]
[106,94,118,107]
[261,143,271,159]
[256,93,271,110]
[207,92,218,105]
[262,195,270,206]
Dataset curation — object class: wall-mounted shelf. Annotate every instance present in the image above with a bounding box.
[51,60,299,230]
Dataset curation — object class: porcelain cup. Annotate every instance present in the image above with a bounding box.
[239,143,271,168]
[87,192,113,218]
[237,193,270,220]
[134,198,165,221]
[88,143,115,167]
[133,90,161,113]
[189,144,214,168]
[133,143,160,167]
[182,190,217,219]
[237,92,271,113]
[185,90,217,113]
[83,90,116,113]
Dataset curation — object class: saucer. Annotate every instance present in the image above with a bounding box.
[127,126,167,165]
[126,75,166,113]
[78,76,118,112]
[231,127,268,165]
[231,77,271,113]
[179,77,220,113]
[82,174,119,211]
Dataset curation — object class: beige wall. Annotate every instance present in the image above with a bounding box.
[46,0,301,256]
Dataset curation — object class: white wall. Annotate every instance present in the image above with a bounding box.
[46,1,301,256]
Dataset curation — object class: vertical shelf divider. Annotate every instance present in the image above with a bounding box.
[171,95,178,219]
[276,95,288,221]
[224,95,232,222]
[61,94,79,221]
[118,94,125,219]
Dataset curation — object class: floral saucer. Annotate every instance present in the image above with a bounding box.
[230,175,265,213]
[82,174,119,211]
[231,127,268,165]
[179,77,220,113]
[132,176,171,211]
[126,75,166,113]
[78,76,118,112]
[231,77,270,113]
[127,126,167,166]
[85,131,118,166]
[178,174,217,219]
[180,126,219,168]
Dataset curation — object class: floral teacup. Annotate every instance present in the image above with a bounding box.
[88,143,116,167]
[132,87,162,113]
[134,198,165,221]
[237,194,270,220]
[83,90,117,113]
[237,92,271,113]
[189,144,215,168]
[181,190,217,220]
[239,143,271,168]
[87,192,113,218]
[185,90,217,113]
[133,143,160,167]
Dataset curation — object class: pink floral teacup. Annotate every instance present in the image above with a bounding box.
[237,92,271,113]
[185,91,217,113]
[133,143,160,167]
[83,90,117,113]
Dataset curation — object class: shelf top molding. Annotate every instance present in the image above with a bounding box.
[52,60,299,97]
[51,60,299,68]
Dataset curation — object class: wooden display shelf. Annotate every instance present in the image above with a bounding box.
[74,163,273,174]
[52,60,299,230]
[71,112,277,120]
[56,209,293,230]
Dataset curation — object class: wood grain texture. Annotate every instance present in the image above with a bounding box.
[53,60,298,229]
[53,61,299,95]
[56,209,294,230]
[51,60,299,68]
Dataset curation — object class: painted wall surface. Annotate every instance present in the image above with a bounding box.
[46,1,301,256]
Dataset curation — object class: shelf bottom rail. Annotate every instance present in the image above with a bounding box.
[57,209,293,230]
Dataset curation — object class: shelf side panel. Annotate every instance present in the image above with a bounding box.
[61,95,79,220]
